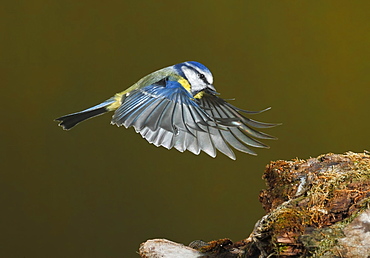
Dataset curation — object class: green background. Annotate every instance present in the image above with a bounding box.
[1,1,369,257]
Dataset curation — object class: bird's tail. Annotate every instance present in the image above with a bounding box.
[55,98,116,130]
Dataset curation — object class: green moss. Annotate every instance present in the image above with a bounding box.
[258,152,370,257]
[272,208,305,235]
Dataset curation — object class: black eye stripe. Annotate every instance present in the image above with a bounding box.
[198,73,208,83]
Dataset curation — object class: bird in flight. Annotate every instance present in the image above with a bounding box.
[55,61,279,160]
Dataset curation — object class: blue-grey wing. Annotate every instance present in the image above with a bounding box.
[195,93,279,158]
[111,81,211,135]
[111,80,277,159]
[147,92,279,160]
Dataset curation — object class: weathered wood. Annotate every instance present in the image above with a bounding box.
[139,152,370,258]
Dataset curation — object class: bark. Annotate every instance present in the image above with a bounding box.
[139,151,370,258]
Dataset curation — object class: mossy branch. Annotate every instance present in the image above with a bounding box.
[139,151,370,258]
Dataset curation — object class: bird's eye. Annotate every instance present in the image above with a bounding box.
[198,73,206,80]
[198,73,208,84]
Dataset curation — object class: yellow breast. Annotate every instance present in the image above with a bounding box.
[177,77,192,92]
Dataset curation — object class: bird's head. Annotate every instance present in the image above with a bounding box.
[173,61,217,96]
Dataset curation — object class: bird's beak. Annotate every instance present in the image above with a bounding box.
[208,84,216,92]
[207,84,219,95]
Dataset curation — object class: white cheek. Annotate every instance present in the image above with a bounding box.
[181,66,205,92]
[206,73,213,85]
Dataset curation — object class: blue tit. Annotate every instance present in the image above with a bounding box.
[55,61,278,160]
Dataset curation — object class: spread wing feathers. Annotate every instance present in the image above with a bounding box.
[111,81,277,159]
[111,82,210,135]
